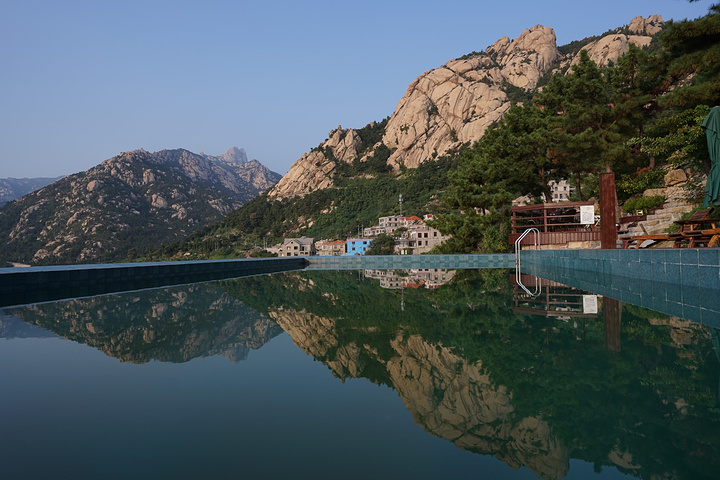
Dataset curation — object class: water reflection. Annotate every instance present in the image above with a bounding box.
[3,270,720,479]
[221,270,720,480]
[3,283,281,363]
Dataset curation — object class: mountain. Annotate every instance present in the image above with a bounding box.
[0,147,281,265]
[0,176,64,205]
[269,15,664,200]
[147,15,667,260]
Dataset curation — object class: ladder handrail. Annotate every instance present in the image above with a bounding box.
[515,228,540,297]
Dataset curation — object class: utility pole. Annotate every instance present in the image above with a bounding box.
[399,194,403,217]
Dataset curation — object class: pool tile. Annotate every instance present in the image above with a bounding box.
[667,301,684,318]
[682,285,700,308]
[651,262,666,284]
[666,263,681,287]
[682,305,701,322]
[698,266,720,290]
[665,250,681,265]
[680,249,699,266]
[698,249,720,267]
[680,264,699,286]
[699,287,720,312]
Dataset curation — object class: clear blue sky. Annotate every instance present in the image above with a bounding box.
[0,0,713,178]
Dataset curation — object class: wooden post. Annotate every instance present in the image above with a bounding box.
[599,173,618,249]
[603,297,622,352]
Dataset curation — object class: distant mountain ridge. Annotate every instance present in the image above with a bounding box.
[0,176,64,205]
[0,147,281,265]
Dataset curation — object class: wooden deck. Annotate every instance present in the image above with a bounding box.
[510,201,601,246]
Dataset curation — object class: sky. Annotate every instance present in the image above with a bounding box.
[0,0,714,179]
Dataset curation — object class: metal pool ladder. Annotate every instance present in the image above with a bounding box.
[515,228,541,297]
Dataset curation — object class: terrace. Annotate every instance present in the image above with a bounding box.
[510,201,601,248]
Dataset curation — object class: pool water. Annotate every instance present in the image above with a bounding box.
[1,269,718,480]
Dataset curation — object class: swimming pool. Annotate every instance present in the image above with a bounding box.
[1,261,718,479]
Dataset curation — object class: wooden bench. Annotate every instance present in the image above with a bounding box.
[622,234,670,249]
[668,209,720,247]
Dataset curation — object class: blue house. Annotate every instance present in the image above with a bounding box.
[345,238,372,255]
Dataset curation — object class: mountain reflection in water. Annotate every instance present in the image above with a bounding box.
[4,269,720,480]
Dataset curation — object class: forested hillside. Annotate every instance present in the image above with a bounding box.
[432,6,720,252]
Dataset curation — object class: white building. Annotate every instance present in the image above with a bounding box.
[549,179,573,202]
[280,237,315,257]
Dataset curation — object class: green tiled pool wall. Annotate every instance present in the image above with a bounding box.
[0,257,307,307]
[521,249,720,327]
[306,254,515,270]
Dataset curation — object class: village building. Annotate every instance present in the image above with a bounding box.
[362,225,386,237]
[345,238,372,255]
[364,270,405,289]
[402,216,423,227]
[548,179,573,202]
[406,225,447,254]
[279,237,316,257]
[410,269,456,289]
[316,239,346,256]
[379,215,404,230]
[265,245,282,256]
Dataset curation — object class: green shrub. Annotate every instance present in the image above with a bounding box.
[622,195,665,214]
[617,169,665,201]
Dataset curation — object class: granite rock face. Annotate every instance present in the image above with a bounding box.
[567,15,663,68]
[383,25,559,171]
[268,16,663,200]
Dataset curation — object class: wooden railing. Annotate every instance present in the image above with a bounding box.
[510,201,601,246]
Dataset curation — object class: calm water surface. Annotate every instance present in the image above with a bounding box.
[1,269,718,480]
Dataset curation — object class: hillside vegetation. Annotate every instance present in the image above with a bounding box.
[432,6,720,252]
[144,154,458,259]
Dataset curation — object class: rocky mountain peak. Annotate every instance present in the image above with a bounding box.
[216,146,249,165]
[381,24,558,171]
[267,15,664,200]
[566,14,664,69]
[628,14,664,35]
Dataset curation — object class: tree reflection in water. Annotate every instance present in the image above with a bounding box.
[6,270,720,479]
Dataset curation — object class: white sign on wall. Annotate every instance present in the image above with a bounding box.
[580,205,595,225]
[583,295,598,314]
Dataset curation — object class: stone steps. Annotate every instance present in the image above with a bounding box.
[624,199,693,235]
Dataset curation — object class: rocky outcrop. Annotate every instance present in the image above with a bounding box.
[568,15,664,68]
[267,147,338,199]
[0,147,281,265]
[383,25,558,170]
[268,26,560,198]
[628,14,664,35]
[269,16,664,199]
[388,334,569,480]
